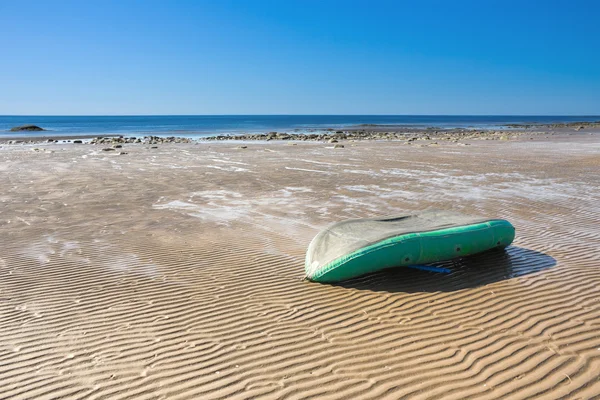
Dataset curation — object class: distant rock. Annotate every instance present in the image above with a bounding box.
[10,124,45,132]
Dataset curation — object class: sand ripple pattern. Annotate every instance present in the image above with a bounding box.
[1,139,600,399]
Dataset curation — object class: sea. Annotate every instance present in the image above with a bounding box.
[1,115,599,138]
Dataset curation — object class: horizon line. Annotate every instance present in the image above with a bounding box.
[2,114,600,117]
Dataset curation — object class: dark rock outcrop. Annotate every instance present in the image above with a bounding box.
[10,125,45,132]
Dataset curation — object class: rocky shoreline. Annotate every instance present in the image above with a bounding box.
[89,135,194,145]
[3,119,599,146]
[505,121,600,129]
[200,128,549,143]
[0,126,591,146]
[0,135,194,145]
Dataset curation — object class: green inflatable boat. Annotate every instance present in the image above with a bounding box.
[304,210,515,283]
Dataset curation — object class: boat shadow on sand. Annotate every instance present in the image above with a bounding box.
[333,246,556,293]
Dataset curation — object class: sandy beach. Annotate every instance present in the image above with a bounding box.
[1,133,600,399]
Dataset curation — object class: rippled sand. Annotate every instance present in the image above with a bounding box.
[1,135,600,399]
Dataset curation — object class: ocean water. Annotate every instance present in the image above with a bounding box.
[1,115,599,138]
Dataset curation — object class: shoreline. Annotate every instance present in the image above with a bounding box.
[2,124,599,145]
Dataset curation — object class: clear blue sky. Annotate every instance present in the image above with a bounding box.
[1,0,598,115]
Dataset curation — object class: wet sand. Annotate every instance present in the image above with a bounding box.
[1,135,600,399]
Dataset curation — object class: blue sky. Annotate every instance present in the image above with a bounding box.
[0,0,598,115]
